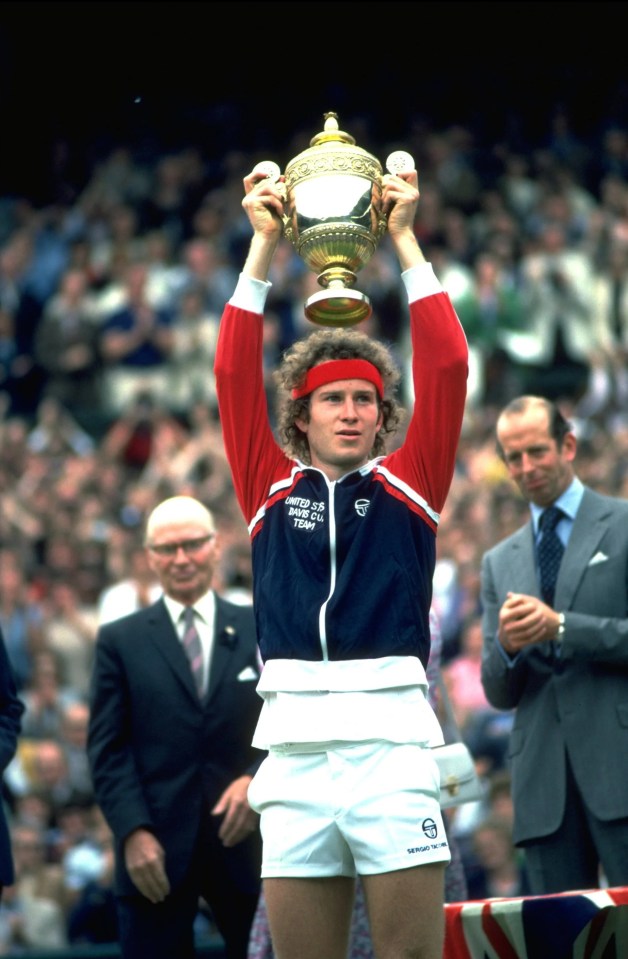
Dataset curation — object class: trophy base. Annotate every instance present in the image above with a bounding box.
[304,288,372,328]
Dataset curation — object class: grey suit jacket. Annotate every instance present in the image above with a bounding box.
[480,486,628,844]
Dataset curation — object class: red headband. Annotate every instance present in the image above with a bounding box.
[291,359,384,400]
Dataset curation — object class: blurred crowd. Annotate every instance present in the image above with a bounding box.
[1,101,628,949]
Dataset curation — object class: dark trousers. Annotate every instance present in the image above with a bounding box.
[116,813,262,959]
[521,752,628,894]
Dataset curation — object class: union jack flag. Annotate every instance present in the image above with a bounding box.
[444,886,628,959]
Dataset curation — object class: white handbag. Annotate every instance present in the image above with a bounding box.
[431,673,483,809]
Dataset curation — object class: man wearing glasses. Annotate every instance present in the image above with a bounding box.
[87,495,264,959]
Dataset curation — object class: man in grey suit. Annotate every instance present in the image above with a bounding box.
[87,495,263,959]
[480,395,628,894]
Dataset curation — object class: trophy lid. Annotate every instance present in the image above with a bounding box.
[309,112,356,147]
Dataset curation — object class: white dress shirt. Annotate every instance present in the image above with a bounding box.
[164,592,216,695]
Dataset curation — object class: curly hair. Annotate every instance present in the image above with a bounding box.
[273,327,405,463]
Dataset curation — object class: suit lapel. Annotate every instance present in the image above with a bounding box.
[148,599,200,701]
[206,597,240,703]
[555,489,610,608]
[504,525,539,596]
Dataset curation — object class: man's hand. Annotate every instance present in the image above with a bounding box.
[498,591,562,655]
[124,828,170,903]
[381,170,423,271]
[212,774,259,848]
[382,170,419,236]
[241,170,287,280]
[242,171,286,240]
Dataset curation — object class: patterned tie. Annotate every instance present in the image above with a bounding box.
[538,506,565,608]
[182,607,204,697]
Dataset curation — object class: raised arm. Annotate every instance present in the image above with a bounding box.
[240,170,287,281]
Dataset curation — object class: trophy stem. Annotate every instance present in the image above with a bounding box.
[304,288,372,328]
[318,267,357,290]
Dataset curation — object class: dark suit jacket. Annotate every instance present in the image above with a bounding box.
[86,593,264,896]
[0,627,24,886]
[480,487,628,845]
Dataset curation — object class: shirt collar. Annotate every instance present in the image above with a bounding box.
[531,476,584,534]
[163,591,216,628]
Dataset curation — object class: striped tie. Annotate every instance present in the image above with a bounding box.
[182,607,204,697]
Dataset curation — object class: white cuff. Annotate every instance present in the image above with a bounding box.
[229,273,272,314]
[401,262,443,302]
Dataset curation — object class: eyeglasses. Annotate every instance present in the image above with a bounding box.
[148,535,214,558]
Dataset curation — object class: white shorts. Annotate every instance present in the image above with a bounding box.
[247,740,451,878]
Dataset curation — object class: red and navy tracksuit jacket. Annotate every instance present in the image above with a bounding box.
[215,268,468,672]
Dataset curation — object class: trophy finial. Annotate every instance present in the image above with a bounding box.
[310,112,355,147]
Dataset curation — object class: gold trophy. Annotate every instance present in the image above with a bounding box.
[255,113,414,327]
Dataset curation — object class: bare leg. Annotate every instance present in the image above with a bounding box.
[361,864,446,959]
[264,876,356,959]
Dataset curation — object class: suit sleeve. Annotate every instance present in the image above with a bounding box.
[87,626,154,841]
[480,548,529,710]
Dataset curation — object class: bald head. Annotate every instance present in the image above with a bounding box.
[496,395,572,457]
[144,496,219,604]
[145,496,215,545]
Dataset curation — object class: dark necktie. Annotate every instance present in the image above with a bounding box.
[538,506,565,608]
[182,607,204,697]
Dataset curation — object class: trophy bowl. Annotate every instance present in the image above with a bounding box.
[282,112,388,328]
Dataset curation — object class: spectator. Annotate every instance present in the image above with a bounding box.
[97,538,162,625]
[451,250,527,408]
[19,648,80,741]
[41,579,99,700]
[441,614,497,736]
[99,261,175,416]
[0,821,69,951]
[0,228,47,416]
[172,237,238,316]
[99,388,188,478]
[57,701,94,807]
[0,555,46,692]
[166,283,220,417]
[0,307,25,412]
[33,265,104,431]
[465,815,531,901]
[517,220,595,401]
[64,804,118,945]
[576,240,628,428]
[26,396,95,459]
